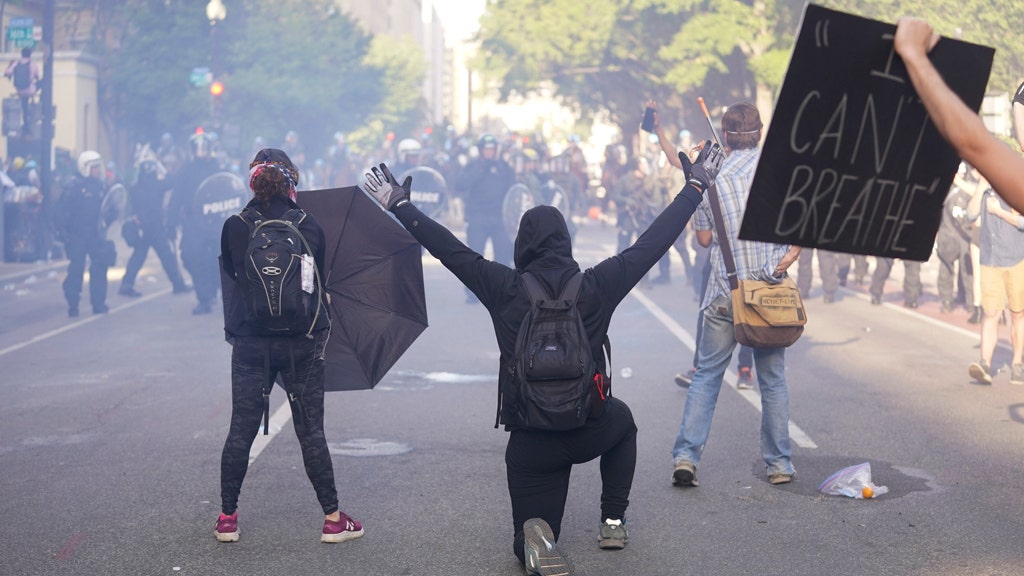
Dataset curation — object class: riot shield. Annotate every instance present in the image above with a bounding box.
[100,183,128,227]
[502,180,574,241]
[194,172,248,234]
[397,166,448,219]
[502,182,536,241]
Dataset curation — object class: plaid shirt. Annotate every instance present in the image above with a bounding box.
[694,147,791,309]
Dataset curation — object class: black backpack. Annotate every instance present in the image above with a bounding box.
[237,207,323,337]
[12,61,30,90]
[504,272,610,431]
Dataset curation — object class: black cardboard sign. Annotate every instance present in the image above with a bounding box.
[739,4,994,261]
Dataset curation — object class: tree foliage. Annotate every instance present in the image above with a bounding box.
[64,0,425,162]
[475,0,1024,140]
[346,35,428,154]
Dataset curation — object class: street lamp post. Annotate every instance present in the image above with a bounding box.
[206,0,226,128]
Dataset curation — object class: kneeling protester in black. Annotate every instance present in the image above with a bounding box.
[361,141,723,572]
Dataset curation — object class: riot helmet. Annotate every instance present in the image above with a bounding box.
[77,150,103,178]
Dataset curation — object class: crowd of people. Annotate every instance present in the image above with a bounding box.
[8,15,1024,575]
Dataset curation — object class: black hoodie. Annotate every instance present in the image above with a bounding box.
[393,184,704,427]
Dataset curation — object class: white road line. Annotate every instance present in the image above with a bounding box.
[0,288,170,358]
[248,401,294,464]
[628,287,819,449]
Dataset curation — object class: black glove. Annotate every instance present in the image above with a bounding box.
[678,150,694,181]
[361,163,412,211]
[686,141,724,194]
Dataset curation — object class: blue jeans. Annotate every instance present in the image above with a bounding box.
[672,294,795,475]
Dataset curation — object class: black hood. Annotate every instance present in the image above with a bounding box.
[514,205,579,276]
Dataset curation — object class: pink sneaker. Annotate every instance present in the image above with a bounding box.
[321,511,364,543]
[215,512,239,542]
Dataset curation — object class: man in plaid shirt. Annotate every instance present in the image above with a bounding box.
[671,102,802,488]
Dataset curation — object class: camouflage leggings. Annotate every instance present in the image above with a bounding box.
[220,332,338,515]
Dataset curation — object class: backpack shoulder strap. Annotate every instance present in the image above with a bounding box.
[282,208,307,226]
[520,272,549,303]
[555,273,583,304]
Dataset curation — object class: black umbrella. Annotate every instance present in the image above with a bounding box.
[297,186,428,391]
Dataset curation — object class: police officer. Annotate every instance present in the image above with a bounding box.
[55,151,115,317]
[455,134,516,273]
[119,148,190,298]
[170,131,223,314]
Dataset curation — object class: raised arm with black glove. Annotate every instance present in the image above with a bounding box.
[361,163,412,212]
[682,141,724,194]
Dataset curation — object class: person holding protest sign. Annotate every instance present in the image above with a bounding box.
[671,102,801,488]
[893,18,1024,214]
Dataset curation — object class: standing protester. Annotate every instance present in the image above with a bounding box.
[610,157,659,254]
[118,146,190,297]
[796,249,840,303]
[170,131,222,315]
[54,151,115,317]
[936,163,976,315]
[455,133,516,281]
[647,100,755,389]
[4,47,41,136]
[216,148,362,543]
[869,257,922,308]
[361,141,722,574]
[671,102,801,488]
[893,18,1024,213]
[965,177,1024,385]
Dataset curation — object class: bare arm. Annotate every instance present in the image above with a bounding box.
[773,246,802,278]
[696,229,712,247]
[894,17,1024,213]
[1014,101,1024,153]
[986,196,1024,229]
[648,100,684,170]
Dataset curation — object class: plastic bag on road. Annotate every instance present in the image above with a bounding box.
[819,462,889,499]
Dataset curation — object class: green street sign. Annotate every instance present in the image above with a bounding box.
[190,67,212,87]
[7,26,34,48]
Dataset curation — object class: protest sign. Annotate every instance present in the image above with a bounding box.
[739,4,994,261]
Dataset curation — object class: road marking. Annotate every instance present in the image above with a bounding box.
[0,288,169,358]
[248,401,294,465]
[628,287,819,449]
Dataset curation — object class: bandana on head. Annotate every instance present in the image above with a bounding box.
[249,162,297,201]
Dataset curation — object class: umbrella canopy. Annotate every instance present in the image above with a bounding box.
[298,186,428,390]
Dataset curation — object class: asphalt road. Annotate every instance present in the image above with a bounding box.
[1,218,1023,576]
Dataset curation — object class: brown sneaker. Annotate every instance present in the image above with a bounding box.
[672,460,698,487]
[768,472,794,485]
[968,362,992,385]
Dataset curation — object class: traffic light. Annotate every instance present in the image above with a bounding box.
[209,81,224,125]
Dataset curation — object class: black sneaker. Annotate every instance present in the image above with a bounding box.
[524,518,570,576]
[68,307,79,318]
[870,295,882,305]
[1011,364,1024,386]
[192,301,213,315]
[597,518,628,550]
[119,288,142,298]
[967,307,981,324]
[93,305,109,314]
